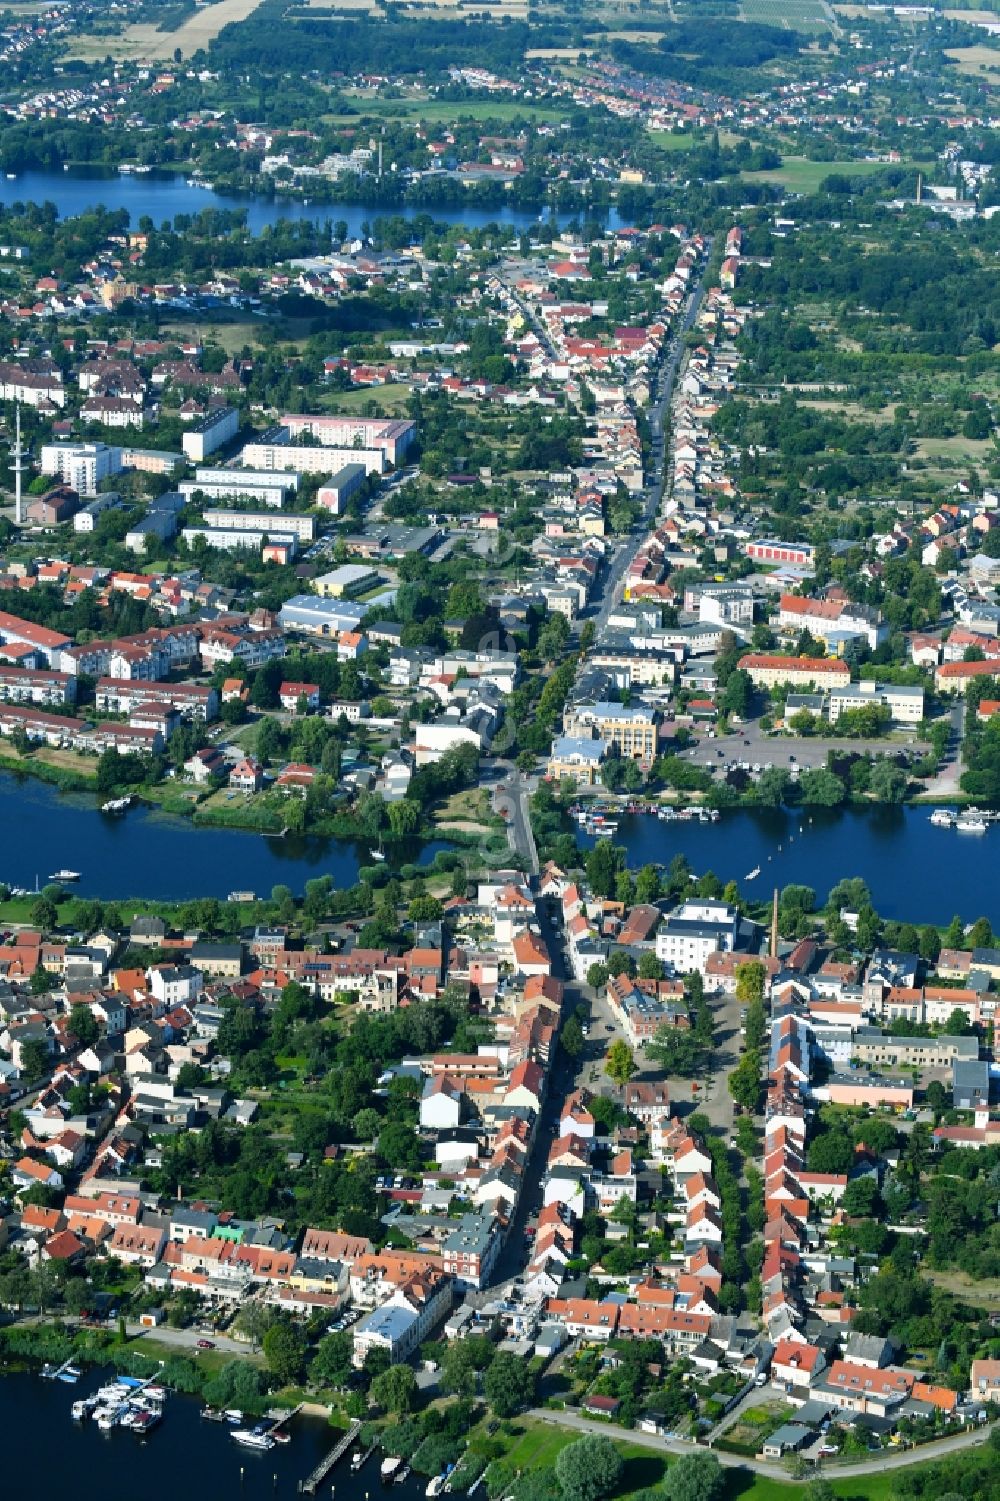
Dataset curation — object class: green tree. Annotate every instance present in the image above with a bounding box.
[440,1334,494,1396]
[30,896,57,930]
[484,1350,535,1417]
[605,1039,637,1091]
[371,1364,417,1414]
[561,1015,585,1059]
[869,760,908,803]
[387,799,421,837]
[19,1038,50,1079]
[68,1004,99,1047]
[637,951,664,981]
[587,963,608,990]
[798,768,846,806]
[661,1452,725,1501]
[262,1320,307,1384]
[303,1331,352,1388]
[735,960,766,1008]
[968,916,993,950]
[554,1437,624,1501]
[728,1052,761,1114]
[647,1026,705,1076]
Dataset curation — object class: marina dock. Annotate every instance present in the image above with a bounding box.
[299,1417,360,1494]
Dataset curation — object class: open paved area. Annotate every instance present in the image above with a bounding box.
[684,718,929,772]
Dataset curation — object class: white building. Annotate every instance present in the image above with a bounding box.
[182,406,239,462]
[41,441,119,496]
[655,899,742,976]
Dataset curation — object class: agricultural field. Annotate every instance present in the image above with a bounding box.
[741,0,834,34]
[67,0,268,61]
[945,43,1000,77]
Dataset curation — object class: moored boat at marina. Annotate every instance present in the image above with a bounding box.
[232,1428,276,1450]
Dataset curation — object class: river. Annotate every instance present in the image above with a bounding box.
[0,772,447,900]
[0,167,605,236]
[578,805,1000,925]
[0,1367,430,1501]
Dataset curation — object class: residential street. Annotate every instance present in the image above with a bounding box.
[527,1406,993,1482]
[586,243,714,640]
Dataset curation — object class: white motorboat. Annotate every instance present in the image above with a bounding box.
[745,866,760,880]
[957,816,987,833]
[426,1477,447,1498]
[381,1456,404,1479]
[929,809,954,827]
[232,1429,276,1450]
[49,869,80,882]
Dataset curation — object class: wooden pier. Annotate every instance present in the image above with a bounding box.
[266,1400,304,1436]
[299,1417,361,1494]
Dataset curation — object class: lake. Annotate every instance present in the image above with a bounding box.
[0,167,603,236]
[579,805,1000,925]
[0,772,447,900]
[0,1366,431,1501]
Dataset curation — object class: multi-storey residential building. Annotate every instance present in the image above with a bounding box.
[777,593,887,652]
[440,1211,501,1290]
[199,626,286,670]
[280,413,416,465]
[655,900,745,975]
[199,508,316,543]
[563,701,658,761]
[95,679,218,721]
[738,654,851,690]
[0,666,76,707]
[41,441,119,495]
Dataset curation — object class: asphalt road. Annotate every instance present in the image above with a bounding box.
[585,249,713,639]
[527,1406,993,1482]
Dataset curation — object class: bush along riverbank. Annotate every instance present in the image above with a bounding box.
[0,1322,278,1416]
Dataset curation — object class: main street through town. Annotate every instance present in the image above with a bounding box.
[584,240,714,641]
[488,241,736,1286]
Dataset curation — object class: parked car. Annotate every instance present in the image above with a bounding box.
[196,1338,215,1350]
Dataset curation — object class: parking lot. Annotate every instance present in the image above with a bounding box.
[684,719,930,773]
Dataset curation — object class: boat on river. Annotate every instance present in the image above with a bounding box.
[101,795,132,814]
[49,868,80,882]
[232,1429,275,1451]
[381,1456,403,1479]
[956,816,988,834]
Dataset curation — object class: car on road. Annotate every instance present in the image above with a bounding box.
[197,1338,215,1349]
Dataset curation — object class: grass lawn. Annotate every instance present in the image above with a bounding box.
[649,131,697,153]
[324,97,568,126]
[741,157,931,193]
[316,384,412,415]
[487,1420,922,1501]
